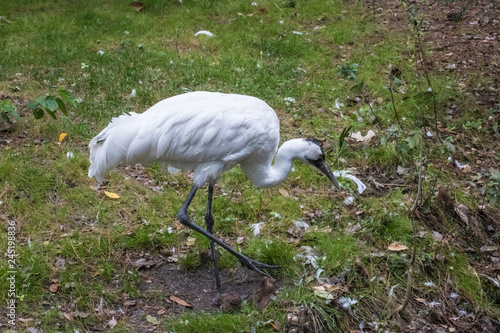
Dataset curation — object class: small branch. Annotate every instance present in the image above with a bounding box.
[414,29,442,144]
[394,128,424,316]
[356,85,384,132]
[389,80,404,132]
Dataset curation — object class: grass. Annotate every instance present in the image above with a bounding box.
[1,0,499,331]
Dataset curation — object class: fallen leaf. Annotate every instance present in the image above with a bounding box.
[63,282,75,290]
[397,165,409,175]
[157,309,167,315]
[170,295,191,307]
[350,130,376,142]
[186,236,196,246]
[134,258,156,269]
[279,189,289,197]
[49,283,59,293]
[77,311,89,318]
[104,191,120,199]
[175,220,183,230]
[266,320,281,332]
[454,203,469,223]
[345,222,361,234]
[129,1,145,11]
[58,133,67,142]
[480,245,499,252]
[387,242,408,252]
[432,231,443,242]
[314,289,334,299]
[63,312,73,321]
[146,315,160,324]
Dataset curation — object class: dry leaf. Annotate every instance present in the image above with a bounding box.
[186,236,196,246]
[175,220,183,230]
[313,288,334,300]
[129,1,145,11]
[104,191,120,199]
[279,189,289,197]
[146,315,160,324]
[157,309,166,315]
[77,311,89,318]
[58,133,67,142]
[454,203,469,224]
[387,242,408,252]
[63,312,73,321]
[170,295,191,307]
[49,283,59,293]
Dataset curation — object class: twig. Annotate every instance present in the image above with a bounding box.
[394,128,424,316]
[355,85,384,132]
[414,24,442,144]
[69,237,83,262]
[389,79,404,132]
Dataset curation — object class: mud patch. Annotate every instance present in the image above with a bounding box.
[119,263,281,331]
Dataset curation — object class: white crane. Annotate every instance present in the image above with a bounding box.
[88,91,341,292]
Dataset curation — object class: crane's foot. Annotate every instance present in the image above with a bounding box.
[238,255,281,276]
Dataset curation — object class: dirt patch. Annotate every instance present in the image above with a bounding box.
[109,262,281,332]
[383,0,500,110]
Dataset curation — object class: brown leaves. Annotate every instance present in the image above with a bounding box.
[169,295,191,307]
[49,282,60,293]
[278,188,289,197]
[387,242,408,252]
[134,258,156,270]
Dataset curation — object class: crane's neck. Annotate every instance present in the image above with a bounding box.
[241,140,302,188]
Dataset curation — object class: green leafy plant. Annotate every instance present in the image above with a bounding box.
[0,99,21,124]
[27,88,78,119]
[336,125,352,165]
[474,169,500,206]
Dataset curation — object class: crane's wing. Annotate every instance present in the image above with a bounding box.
[152,92,279,165]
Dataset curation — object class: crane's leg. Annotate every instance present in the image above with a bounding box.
[176,185,280,282]
[205,183,221,293]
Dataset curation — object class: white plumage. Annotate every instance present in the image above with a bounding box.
[88,91,341,293]
[89,91,279,186]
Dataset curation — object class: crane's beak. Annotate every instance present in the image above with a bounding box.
[312,159,341,190]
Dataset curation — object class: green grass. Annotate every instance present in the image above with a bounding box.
[1,0,499,331]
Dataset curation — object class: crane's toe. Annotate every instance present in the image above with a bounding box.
[239,255,281,276]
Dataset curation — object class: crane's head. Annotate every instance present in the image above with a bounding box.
[297,138,341,190]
